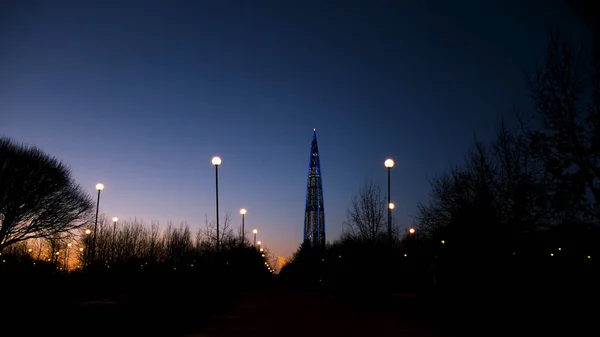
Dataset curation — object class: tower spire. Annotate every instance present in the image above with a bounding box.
[304,129,325,247]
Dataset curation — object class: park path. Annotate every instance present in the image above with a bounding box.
[189,289,446,337]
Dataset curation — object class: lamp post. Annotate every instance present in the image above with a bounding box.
[92,183,104,260]
[253,229,258,247]
[112,217,118,263]
[212,157,222,251]
[240,209,247,243]
[385,159,394,243]
[65,243,72,271]
[84,229,91,264]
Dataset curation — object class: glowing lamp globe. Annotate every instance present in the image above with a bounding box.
[384,159,394,168]
[211,157,222,166]
[96,183,104,191]
[253,229,258,234]
[388,202,395,210]
[112,217,119,222]
[409,228,416,234]
[240,208,247,215]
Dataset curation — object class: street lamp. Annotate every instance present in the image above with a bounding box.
[65,243,72,271]
[92,183,104,260]
[257,240,262,246]
[385,159,394,243]
[212,156,221,251]
[112,217,119,263]
[388,202,395,210]
[112,217,119,232]
[409,227,416,234]
[253,229,258,247]
[240,209,247,242]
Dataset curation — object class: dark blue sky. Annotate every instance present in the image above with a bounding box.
[0,0,586,258]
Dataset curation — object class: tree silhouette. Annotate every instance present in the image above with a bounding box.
[343,178,387,242]
[414,121,549,292]
[0,138,93,250]
[526,32,599,223]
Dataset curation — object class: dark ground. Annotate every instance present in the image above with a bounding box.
[6,275,598,337]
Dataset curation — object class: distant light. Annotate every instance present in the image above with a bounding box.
[388,202,395,210]
[550,253,554,257]
[67,243,72,248]
[113,217,119,222]
[404,253,408,257]
[385,159,395,168]
[253,229,258,234]
[441,240,445,244]
[240,208,247,215]
[85,229,91,235]
[28,248,32,252]
[79,248,84,252]
[558,247,562,251]
[409,228,416,234]
[211,157,221,166]
[588,256,591,259]
[257,241,262,246]
[259,248,264,252]
[261,254,265,257]
[96,183,104,191]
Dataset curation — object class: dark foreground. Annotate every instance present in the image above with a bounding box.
[195,290,443,337]
[7,275,597,337]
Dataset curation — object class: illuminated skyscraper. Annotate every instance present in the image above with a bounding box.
[304,129,325,247]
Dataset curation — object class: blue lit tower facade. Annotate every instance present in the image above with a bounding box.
[304,129,325,248]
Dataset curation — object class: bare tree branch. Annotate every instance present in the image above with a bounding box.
[0,138,93,250]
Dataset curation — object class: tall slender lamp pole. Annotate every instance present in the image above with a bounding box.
[112,216,118,263]
[384,159,394,244]
[93,183,104,260]
[212,157,222,251]
[240,209,247,243]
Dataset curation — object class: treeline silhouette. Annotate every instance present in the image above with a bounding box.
[1,215,272,336]
[280,33,599,334]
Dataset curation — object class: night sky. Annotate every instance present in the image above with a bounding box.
[0,0,587,259]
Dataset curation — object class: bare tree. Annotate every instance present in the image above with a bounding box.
[0,138,93,250]
[526,32,599,223]
[416,121,545,253]
[343,178,386,242]
[220,212,242,249]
